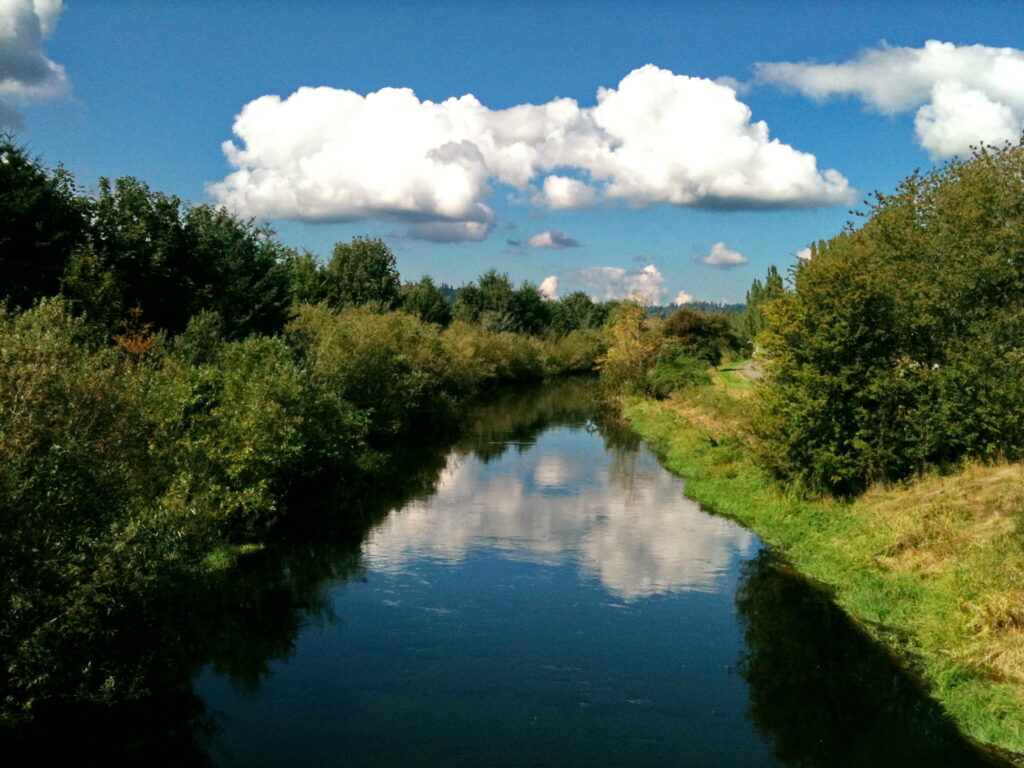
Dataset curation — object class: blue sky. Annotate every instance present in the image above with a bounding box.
[9,0,1024,303]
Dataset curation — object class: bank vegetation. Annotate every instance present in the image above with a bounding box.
[600,140,1024,762]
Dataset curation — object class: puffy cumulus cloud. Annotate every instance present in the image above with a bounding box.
[693,241,748,268]
[539,275,559,299]
[584,66,851,208]
[528,230,580,249]
[571,264,666,305]
[540,175,598,209]
[795,246,813,261]
[0,0,69,128]
[755,40,1024,159]
[674,290,693,305]
[210,64,852,241]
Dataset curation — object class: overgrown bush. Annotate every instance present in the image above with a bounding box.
[646,342,712,398]
[756,141,1024,495]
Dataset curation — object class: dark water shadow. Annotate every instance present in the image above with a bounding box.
[736,549,1013,767]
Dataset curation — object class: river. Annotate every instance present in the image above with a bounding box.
[20,378,1005,765]
[187,378,1000,767]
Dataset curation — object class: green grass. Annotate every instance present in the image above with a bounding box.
[712,359,757,393]
[624,395,1024,765]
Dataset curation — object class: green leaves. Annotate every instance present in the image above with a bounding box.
[756,140,1024,495]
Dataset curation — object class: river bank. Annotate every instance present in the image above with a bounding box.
[622,373,1024,765]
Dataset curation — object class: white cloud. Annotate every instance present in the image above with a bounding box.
[0,0,69,128]
[571,264,667,305]
[540,174,598,209]
[674,290,693,305]
[539,275,559,299]
[210,65,853,241]
[755,40,1024,159]
[528,230,580,249]
[693,241,748,268]
[795,246,812,261]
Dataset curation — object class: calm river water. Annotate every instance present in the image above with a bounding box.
[186,379,1001,767]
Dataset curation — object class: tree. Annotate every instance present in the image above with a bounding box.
[182,205,292,338]
[755,140,1024,495]
[741,265,786,345]
[662,306,739,366]
[597,301,662,392]
[452,269,552,334]
[0,136,88,308]
[63,179,293,338]
[550,290,608,336]
[63,176,193,332]
[324,237,401,310]
[283,250,327,306]
[401,275,452,326]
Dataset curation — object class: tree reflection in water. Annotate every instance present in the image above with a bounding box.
[735,550,1008,768]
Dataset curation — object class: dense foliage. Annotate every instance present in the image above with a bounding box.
[453,269,552,334]
[755,141,1024,495]
[597,301,726,398]
[0,138,87,308]
[0,141,615,722]
[737,265,784,348]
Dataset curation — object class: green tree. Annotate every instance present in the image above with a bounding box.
[283,250,327,306]
[63,178,292,337]
[401,275,452,326]
[182,205,292,338]
[756,140,1024,495]
[453,270,552,334]
[0,137,88,308]
[62,176,193,331]
[662,305,739,366]
[324,237,401,310]
[550,290,608,336]
[740,265,786,345]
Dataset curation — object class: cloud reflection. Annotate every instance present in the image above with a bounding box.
[364,430,756,599]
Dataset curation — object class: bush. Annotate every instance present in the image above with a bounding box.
[756,141,1024,495]
[661,305,739,366]
[287,304,456,444]
[646,344,711,398]
[545,329,606,374]
[597,301,661,394]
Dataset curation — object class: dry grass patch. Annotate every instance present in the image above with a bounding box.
[859,463,1024,685]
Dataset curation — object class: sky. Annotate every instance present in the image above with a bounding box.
[5,0,1024,303]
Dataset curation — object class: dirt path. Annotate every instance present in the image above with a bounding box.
[738,359,763,379]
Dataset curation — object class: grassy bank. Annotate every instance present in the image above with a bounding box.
[623,370,1024,764]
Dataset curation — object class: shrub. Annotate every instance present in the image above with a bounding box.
[646,343,712,398]
[756,141,1024,495]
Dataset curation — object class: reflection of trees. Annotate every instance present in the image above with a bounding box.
[454,377,598,462]
[736,551,1007,768]
[3,377,605,762]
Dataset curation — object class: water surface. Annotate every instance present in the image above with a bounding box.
[192,380,1003,767]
